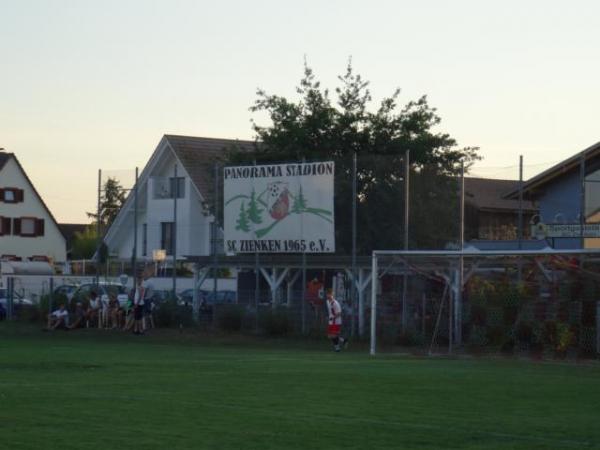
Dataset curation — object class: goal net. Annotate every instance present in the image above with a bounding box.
[369,249,600,357]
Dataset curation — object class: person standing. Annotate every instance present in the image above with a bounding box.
[133,275,145,335]
[326,288,347,352]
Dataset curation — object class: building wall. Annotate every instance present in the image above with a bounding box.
[537,171,581,249]
[0,157,66,262]
[107,151,213,260]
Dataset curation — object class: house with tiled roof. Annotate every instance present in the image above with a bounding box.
[103,135,255,261]
[0,150,66,263]
[464,177,538,241]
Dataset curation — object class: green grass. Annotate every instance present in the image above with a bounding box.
[1,325,600,449]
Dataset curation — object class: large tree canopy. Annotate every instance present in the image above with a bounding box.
[229,62,480,252]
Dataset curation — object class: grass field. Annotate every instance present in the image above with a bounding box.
[1,325,600,450]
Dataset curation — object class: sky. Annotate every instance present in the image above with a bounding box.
[1,0,599,223]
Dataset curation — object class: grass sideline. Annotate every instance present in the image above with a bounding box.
[1,324,599,450]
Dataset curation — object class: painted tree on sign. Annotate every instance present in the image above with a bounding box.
[236,202,250,232]
[247,189,264,224]
[292,185,307,213]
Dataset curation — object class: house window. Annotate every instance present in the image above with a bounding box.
[142,223,147,257]
[0,217,11,235]
[13,217,44,237]
[161,222,174,255]
[169,177,185,199]
[0,188,24,203]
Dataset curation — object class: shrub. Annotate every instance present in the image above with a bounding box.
[467,325,488,351]
[259,308,291,336]
[216,305,244,332]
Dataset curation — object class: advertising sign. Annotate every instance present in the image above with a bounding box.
[224,161,335,253]
[532,223,600,238]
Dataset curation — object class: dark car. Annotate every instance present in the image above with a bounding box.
[179,289,236,305]
[53,284,79,298]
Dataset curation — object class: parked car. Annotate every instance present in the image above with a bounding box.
[53,283,79,298]
[0,288,34,307]
[178,289,236,306]
[68,282,129,307]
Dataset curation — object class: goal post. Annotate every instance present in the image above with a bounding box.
[370,248,600,356]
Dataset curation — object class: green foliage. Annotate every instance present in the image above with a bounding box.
[291,185,307,213]
[71,225,99,260]
[235,201,250,232]
[216,305,244,332]
[259,308,291,336]
[247,189,264,224]
[87,177,127,227]
[227,60,479,251]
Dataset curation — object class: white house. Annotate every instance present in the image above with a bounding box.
[103,135,254,262]
[0,151,67,263]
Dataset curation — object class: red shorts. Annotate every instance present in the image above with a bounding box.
[327,324,341,336]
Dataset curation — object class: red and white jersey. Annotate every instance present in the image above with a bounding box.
[327,299,342,325]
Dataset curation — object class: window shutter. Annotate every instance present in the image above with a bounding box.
[16,189,24,202]
[35,219,45,236]
[1,217,11,235]
[0,189,4,202]
[13,218,21,236]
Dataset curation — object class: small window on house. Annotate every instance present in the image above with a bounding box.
[161,222,174,255]
[169,177,185,199]
[1,188,24,203]
[13,217,44,237]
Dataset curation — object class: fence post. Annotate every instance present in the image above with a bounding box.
[7,277,14,320]
[596,301,600,355]
[49,277,54,321]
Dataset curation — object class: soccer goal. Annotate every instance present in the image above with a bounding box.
[369,248,600,356]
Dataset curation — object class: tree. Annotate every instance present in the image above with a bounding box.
[228,60,480,251]
[87,177,127,228]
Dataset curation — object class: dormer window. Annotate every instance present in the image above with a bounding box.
[0,188,24,203]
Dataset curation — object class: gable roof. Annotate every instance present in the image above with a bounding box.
[504,141,600,199]
[464,177,537,213]
[0,152,66,241]
[0,152,10,171]
[165,135,255,206]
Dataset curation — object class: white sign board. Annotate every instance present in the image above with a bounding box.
[224,161,335,253]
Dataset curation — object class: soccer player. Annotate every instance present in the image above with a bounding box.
[326,288,347,352]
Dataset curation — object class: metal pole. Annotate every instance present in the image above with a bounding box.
[370,253,378,356]
[172,164,178,297]
[580,150,586,249]
[7,277,13,320]
[255,252,260,332]
[301,252,306,335]
[351,151,357,337]
[133,167,138,286]
[96,169,101,287]
[518,155,523,248]
[456,161,464,346]
[213,163,219,305]
[253,161,260,332]
[401,150,410,332]
[49,277,54,322]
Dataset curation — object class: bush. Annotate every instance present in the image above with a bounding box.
[216,305,243,332]
[259,308,291,336]
[154,298,194,328]
[467,325,488,351]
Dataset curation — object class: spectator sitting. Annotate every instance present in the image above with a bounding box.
[47,304,69,330]
[68,302,87,329]
[86,291,101,327]
[108,293,121,329]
